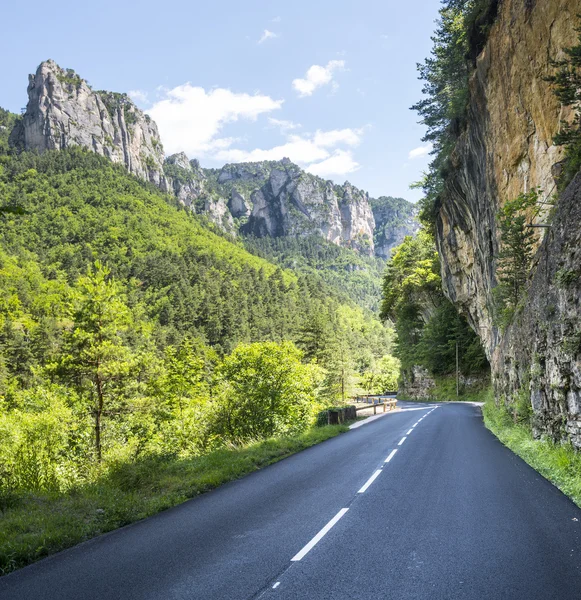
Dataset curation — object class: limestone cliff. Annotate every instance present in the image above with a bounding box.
[7,60,415,258]
[371,196,419,259]
[12,60,168,189]
[436,0,581,444]
[206,159,377,255]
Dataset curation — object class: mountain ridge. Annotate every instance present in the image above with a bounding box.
[4,59,419,258]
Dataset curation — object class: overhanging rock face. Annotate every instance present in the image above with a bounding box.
[435,0,581,445]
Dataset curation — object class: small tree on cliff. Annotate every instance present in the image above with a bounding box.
[495,190,538,324]
[546,20,581,189]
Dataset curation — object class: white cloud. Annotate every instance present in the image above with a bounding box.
[258,29,278,44]
[292,60,346,97]
[268,117,302,131]
[147,84,283,156]
[408,143,433,159]
[214,127,363,177]
[306,150,359,177]
[128,89,148,104]
[272,16,282,22]
[313,127,363,148]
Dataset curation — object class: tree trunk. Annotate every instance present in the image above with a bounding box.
[95,373,104,462]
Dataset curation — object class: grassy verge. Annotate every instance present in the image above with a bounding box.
[0,424,347,576]
[482,389,581,508]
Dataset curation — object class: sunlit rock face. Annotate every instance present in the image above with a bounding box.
[12,60,168,189]
[436,0,581,445]
[234,161,376,256]
[9,60,417,257]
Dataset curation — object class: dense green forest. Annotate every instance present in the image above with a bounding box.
[0,122,398,499]
[411,0,498,227]
[380,229,488,385]
[244,234,386,312]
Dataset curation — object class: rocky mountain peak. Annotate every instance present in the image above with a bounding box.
[5,60,418,258]
[11,60,168,189]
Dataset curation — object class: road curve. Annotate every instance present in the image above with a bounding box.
[1,402,581,599]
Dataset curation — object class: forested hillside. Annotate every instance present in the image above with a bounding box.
[0,122,397,488]
[0,65,403,572]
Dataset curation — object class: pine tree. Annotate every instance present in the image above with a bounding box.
[57,262,135,461]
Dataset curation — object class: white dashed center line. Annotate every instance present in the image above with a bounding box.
[291,508,349,561]
[272,582,280,589]
[406,428,413,435]
[358,469,383,494]
[398,436,407,446]
[384,449,398,463]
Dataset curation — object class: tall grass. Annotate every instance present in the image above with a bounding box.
[483,390,581,508]
[0,425,346,576]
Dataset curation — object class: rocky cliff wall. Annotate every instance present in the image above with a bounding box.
[438,0,578,353]
[11,60,168,189]
[493,173,581,446]
[436,0,581,444]
[9,60,416,258]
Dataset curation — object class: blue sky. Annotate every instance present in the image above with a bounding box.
[1,0,441,202]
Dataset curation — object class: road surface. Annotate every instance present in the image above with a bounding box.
[2,401,581,599]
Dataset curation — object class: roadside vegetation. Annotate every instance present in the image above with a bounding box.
[0,139,397,572]
[380,229,488,392]
[0,424,346,575]
[483,390,581,508]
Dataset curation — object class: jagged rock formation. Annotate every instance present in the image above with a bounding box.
[230,162,376,255]
[493,173,581,446]
[11,60,168,189]
[435,0,581,444]
[371,196,419,259]
[8,60,416,258]
[164,152,206,208]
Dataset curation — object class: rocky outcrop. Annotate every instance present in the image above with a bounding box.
[7,60,416,257]
[400,366,436,400]
[492,173,581,446]
[371,196,419,258]
[164,153,206,209]
[12,60,168,189]
[228,190,250,218]
[435,0,581,444]
[226,161,376,255]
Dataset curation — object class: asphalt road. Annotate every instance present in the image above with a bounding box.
[2,402,581,599]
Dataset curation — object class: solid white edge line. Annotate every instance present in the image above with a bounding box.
[358,469,383,494]
[291,508,349,561]
[406,428,413,435]
[398,436,407,446]
[272,582,280,589]
[385,449,398,463]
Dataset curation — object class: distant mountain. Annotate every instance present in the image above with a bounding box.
[371,196,420,259]
[6,59,418,258]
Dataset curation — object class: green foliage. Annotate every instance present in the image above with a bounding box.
[245,234,386,312]
[213,342,321,442]
[381,229,487,378]
[0,143,395,492]
[483,390,581,509]
[411,0,497,226]
[0,424,346,576]
[56,68,83,90]
[361,354,400,394]
[0,107,20,155]
[494,190,538,326]
[0,140,397,569]
[546,19,581,190]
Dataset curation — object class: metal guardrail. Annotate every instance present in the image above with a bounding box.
[354,399,397,415]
